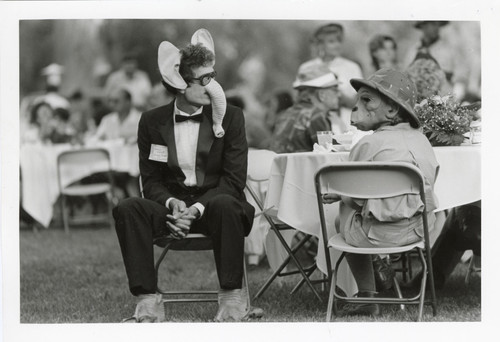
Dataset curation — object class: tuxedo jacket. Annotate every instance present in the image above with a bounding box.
[137,101,254,234]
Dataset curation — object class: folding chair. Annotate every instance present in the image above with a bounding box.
[246,150,324,302]
[138,177,251,306]
[57,148,115,233]
[315,162,437,321]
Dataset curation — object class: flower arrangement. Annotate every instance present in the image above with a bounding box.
[414,95,475,146]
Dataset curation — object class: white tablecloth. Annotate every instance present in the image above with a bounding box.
[20,141,139,227]
[263,145,481,295]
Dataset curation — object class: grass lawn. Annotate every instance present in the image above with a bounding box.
[20,227,481,323]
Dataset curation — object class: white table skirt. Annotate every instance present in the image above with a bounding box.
[20,141,139,227]
[262,145,481,295]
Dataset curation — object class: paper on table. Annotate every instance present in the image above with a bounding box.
[313,142,350,153]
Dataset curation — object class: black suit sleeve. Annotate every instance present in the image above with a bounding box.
[138,112,173,206]
[195,108,248,206]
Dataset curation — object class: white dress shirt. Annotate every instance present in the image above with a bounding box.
[165,102,205,217]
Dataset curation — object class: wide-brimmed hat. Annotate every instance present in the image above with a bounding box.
[350,68,420,127]
[293,63,339,89]
[414,21,449,29]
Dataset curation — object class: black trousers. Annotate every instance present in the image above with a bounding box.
[113,193,252,295]
[431,202,481,288]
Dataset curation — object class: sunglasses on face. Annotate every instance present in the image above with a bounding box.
[190,71,217,86]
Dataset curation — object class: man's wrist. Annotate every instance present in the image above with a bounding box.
[166,197,176,210]
[191,202,205,219]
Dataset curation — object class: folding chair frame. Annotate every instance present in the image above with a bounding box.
[57,148,115,233]
[314,162,438,321]
[139,177,251,306]
[153,234,251,305]
[245,181,325,302]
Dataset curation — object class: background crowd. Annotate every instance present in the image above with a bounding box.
[19,19,480,149]
[19,19,481,267]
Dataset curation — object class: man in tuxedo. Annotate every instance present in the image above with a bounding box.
[113,33,261,322]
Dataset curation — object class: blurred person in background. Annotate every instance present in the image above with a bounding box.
[226,94,272,150]
[406,53,451,102]
[270,63,341,153]
[23,101,74,144]
[90,97,111,127]
[22,102,54,144]
[104,53,152,111]
[404,21,467,101]
[298,23,363,130]
[82,87,141,199]
[20,63,70,139]
[264,90,294,133]
[368,35,399,73]
[38,63,71,110]
[147,82,175,110]
[68,90,96,144]
[88,87,141,144]
[403,201,481,290]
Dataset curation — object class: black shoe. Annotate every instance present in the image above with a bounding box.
[342,291,380,317]
[373,255,395,291]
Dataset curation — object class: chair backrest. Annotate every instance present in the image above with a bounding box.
[315,162,423,200]
[57,148,112,190]
[314,161,429,277]
[246,149,277,210]
[247,149,277,182]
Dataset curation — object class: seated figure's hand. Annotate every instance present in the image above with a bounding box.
[169,198,187,216]
[166,201,199,239]
[322,193,341,204]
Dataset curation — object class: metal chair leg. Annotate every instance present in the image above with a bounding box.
[254,229,322,302]
[401,253,408,282]
[243,260,251,308]
[423,248,437,317]
[417,249,427,322]
[155,241,174,295]
[61,195,69,234]
[290,263,317,295]
[106,190,114,230]
[326,268,337,322]
[393,276,405,311]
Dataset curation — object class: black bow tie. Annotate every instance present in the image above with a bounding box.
[175,114,203,123]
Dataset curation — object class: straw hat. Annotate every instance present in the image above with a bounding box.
[293,63,339,89]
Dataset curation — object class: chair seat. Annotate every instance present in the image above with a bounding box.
[154,233,213,251]
[62,183,112,196]
[328,233,424,254]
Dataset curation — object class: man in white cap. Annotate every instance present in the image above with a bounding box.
[298,23,363,128]
[270,62,341,153]
[104,53,152,111]
[112,29,262,322]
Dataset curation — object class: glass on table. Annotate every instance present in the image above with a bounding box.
[470,121,481,144]
[316,131,333,148]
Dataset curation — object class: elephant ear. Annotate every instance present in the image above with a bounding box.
[158,41,188,90]
[191,28,215,56]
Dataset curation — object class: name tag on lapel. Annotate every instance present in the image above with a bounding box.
[149,144,169,163]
